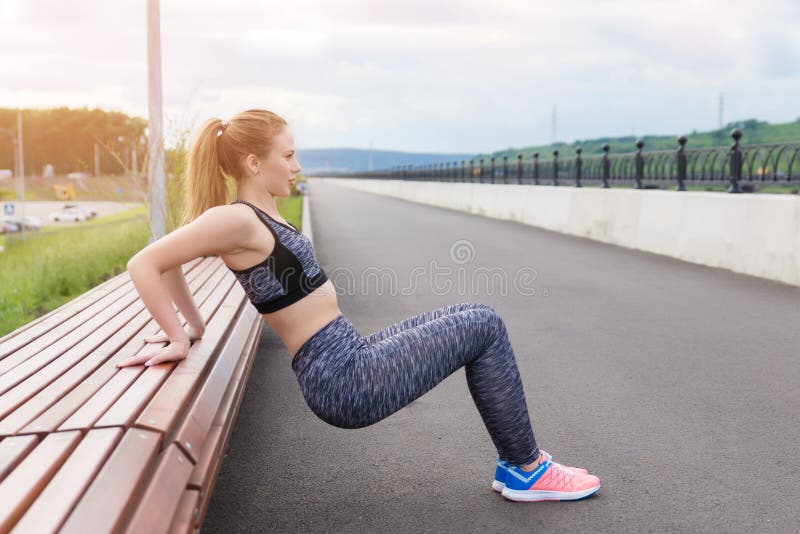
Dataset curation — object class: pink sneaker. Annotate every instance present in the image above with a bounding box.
[501,456,601,502]
[492,450,589,493]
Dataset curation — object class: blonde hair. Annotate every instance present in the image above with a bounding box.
[181,108,288,226]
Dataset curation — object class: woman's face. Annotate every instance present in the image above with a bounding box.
[246,127,301,198]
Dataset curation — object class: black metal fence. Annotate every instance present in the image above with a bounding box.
[324,130,800,194]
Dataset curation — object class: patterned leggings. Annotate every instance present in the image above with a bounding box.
[290,302,540,466]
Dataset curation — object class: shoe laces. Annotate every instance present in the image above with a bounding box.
[546,460,576,487]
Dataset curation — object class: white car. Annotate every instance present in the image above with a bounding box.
[49,207,87,222]
[2,215,42,230]
[62,204,98,219]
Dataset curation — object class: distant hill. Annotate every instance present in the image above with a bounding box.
[476,117,800,161]
[301,117,800,174]
[297,148,475,175]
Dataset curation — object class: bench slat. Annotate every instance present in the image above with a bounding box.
[10,427,123,533]
[160,304,259,462]
[167,489,201,534]
[0,435,39,481]
[122,444,194,534]
[59,428,161,534]
[0,430,82,531]
[192,315,261,527]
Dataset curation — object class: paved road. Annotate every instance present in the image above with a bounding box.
[204,181,800,533]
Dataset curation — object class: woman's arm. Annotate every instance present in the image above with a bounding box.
[162,266,205,334]
[117,205,253,367]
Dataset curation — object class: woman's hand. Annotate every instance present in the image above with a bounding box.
[141,322,205,345]
[116,338,192,368]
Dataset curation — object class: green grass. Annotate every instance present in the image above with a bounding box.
[0,196,304,337]
[277,195,303,231]
[0,207,150,336]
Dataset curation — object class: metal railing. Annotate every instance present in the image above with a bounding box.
[324,130,800,193]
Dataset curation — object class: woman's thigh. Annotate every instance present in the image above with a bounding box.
[302,306,502,429]
[363,301,493,345]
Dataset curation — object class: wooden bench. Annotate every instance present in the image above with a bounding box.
[0,255,263,532]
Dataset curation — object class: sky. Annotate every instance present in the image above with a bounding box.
[1,0,798,153]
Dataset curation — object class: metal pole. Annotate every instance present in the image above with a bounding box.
[17,109,26,241]
[147,0,167,239]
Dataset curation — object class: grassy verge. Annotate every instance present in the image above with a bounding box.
[0,197,303,337]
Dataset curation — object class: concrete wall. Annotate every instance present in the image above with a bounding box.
[315,178,800,287]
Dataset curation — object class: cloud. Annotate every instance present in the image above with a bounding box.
[0,0,798,152]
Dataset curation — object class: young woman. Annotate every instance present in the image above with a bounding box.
[117,109,601,502]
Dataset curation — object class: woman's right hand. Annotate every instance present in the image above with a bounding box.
[116,338,191,368]
[141,323,204,345]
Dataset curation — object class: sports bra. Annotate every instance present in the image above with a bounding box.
[225,199,328,313]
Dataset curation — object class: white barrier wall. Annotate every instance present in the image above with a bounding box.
[315,178,800,287]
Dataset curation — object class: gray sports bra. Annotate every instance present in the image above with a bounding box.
[226,199,328,313]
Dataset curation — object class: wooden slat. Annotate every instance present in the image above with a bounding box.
[0,435,38,481]
[0,258,222,436]
[192,315,261,525]
[122,444,194,534]
[59,428,161,534]
[11,427,123,533]
[165,304,259,462]
[167,489,201,534]
[0,430,82,532]
[122,281,243,437]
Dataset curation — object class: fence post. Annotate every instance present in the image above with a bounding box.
[728,129,742,193]
[533,152,540,185]
[517,154,523,184]
[634,139,644,189]
[479,158,484,182]
[490,156,496,183]
[575,147,583,187]
[469,160,474,183]
[552,150,560,186]
[602,143,610,188]
[502,155,508,184]
[676,136,688,191]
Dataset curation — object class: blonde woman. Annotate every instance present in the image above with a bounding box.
[117,109,601,502]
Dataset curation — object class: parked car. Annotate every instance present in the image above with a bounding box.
[63,204,98,219]
[1,220,20,233]
[2,215,42,230]
[49,206,87,222]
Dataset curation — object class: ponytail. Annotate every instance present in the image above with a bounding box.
[181,118,229,226]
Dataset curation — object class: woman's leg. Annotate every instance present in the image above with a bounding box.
[363,301,493,346]
[299,304,540,466]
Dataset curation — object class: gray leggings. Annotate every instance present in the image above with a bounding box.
[291,302,540,466]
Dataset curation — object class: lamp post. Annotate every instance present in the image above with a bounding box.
[0,111,26,241]
[147,0,167,240]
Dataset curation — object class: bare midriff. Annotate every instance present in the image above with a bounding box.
[260,278,342,358]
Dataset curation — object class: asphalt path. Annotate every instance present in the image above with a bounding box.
[204,180,800,533]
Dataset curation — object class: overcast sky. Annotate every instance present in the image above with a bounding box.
[1,0,798,153]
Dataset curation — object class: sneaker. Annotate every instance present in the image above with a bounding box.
[501,457,601,502]
[491,450,589,493]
